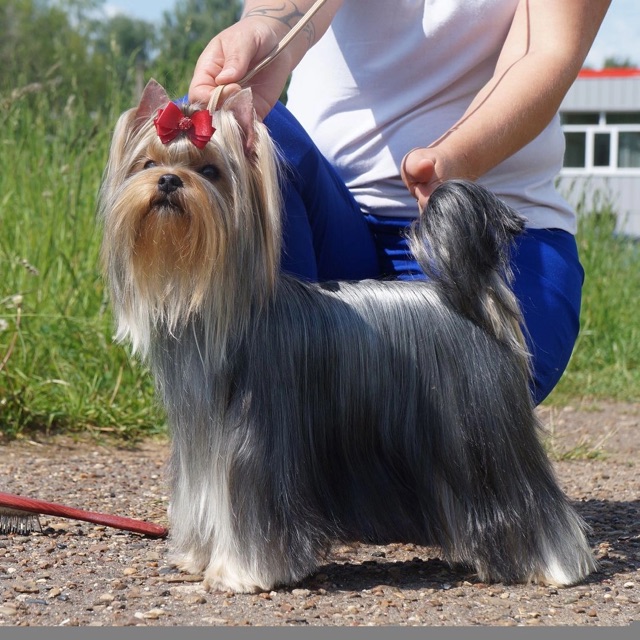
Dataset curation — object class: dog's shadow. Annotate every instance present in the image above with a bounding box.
[302,553,466,593]
[577,498,640,585]
[296,499,640,593]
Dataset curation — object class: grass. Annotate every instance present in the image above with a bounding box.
[0,84,163,440]
[0,82,638,441]
[549,203,640,404]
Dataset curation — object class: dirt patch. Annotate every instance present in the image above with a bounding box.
[0,401,638,627]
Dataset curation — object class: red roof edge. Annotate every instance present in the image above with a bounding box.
[579,68,640,79]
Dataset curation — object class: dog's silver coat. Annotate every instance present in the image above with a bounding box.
[99,82,595,592]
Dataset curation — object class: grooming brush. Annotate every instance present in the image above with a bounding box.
[0,492,168,538]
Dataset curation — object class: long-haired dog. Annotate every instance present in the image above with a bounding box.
[98,79,596,593]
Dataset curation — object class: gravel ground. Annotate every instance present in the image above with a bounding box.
[0,400,638,628]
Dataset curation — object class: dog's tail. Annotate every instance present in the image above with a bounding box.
[408,179,527,357]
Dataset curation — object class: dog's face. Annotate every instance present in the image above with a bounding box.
[102,99,230,304]
[98,80,281,355]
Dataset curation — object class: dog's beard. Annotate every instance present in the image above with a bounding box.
[101,169,225,355]
[108,171,223,306]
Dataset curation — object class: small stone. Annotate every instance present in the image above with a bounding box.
[98,593,115,603]
[162,574,203,584]
[143,608,165,619]
[0,605,18,617]
[25,598,48,606]
[623,582,635,589]
[14,581,39,594]
[201,617,228,625]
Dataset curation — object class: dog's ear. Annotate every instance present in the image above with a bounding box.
[133,79,171,130]
[221,88,257,155]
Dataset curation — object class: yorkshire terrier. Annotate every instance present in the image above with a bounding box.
[98,79,596,593]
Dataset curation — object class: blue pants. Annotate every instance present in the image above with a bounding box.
[265,102,583,404]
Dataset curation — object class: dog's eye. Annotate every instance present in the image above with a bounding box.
[199,165,220,181]
[143,160,157,170]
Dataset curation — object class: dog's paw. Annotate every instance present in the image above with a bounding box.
[168,550,208,576]
[529,552,597,588]
[203,561,266,594]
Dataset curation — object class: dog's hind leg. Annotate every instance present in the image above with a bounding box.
[430,376,596,586]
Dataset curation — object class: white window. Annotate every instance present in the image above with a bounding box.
[560,112,640,175]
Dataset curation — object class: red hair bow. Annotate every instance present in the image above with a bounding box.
[153,102,215,149]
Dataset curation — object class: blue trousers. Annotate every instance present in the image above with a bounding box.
[265,102,583,405]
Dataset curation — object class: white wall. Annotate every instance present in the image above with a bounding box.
[557,174,640,237]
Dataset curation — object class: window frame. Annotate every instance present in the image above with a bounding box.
[561,112,640,176]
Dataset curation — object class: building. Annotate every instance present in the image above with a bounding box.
[558,68,640,236]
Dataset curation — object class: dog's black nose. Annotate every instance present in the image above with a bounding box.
[157,174,184,194]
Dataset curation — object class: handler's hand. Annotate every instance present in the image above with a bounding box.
[400,148,448,212]
[188,18,292,119]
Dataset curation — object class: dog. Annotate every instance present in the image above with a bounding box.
[98,79,596,593]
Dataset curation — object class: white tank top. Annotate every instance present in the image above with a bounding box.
[286,0,576,232]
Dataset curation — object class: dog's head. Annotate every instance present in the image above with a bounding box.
[99,80,281,356]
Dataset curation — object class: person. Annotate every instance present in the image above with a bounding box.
[188,0,611,404]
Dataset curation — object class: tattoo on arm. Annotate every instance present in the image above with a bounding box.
[244,2,317,45]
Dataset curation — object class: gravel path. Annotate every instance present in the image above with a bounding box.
[0,401,638,627]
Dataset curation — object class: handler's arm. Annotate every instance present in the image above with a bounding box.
[402,0,611,208]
